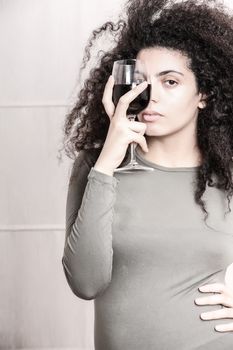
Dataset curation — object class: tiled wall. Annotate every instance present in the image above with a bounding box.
[0,106,95,349]
[0,1,122,347]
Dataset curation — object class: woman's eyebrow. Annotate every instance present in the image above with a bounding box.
[155,70,184,77]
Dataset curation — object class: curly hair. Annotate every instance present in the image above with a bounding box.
[59,0,233,225]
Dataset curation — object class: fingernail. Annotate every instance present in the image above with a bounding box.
[215,325,223,332]
[200,313,207,320]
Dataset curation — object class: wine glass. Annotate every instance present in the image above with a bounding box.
[112,59,154,172]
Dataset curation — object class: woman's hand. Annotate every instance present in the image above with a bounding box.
[195,282,233,332]
[94,75,149,175]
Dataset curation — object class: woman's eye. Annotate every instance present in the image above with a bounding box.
[164,80,178,87]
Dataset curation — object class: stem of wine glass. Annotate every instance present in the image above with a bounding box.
[128,115,137,164]
[130,142,137,163]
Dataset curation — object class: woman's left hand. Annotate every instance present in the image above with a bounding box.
[194,282,233,332]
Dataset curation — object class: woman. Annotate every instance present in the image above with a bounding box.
[61,0,233,348]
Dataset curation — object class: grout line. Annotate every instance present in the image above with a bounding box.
[0,103,73,108]
[0,225,65,232]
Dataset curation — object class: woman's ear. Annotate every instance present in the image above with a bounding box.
[198,93,207,109]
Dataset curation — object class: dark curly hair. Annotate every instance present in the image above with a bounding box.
[58,0,233,225]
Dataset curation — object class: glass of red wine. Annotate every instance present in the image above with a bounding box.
[112,58,154,172]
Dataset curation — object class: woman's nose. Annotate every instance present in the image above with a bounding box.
[148,76,159,102]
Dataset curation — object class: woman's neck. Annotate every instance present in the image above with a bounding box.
[136,133,203,168]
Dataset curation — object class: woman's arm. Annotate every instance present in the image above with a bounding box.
[62,149,119,300]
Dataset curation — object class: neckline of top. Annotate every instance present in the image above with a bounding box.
[135,147,201,172]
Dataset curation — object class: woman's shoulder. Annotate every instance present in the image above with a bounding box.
[69,148,102,184]
[74,147,102,169]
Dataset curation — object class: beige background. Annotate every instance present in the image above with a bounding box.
[1,0,232,349]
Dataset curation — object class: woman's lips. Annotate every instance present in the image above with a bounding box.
[142,114,162,122]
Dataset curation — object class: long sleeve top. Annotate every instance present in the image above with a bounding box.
[62,148,118,300]
[62,147,233,350]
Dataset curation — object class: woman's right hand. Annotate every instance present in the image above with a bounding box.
[93,75,149,176]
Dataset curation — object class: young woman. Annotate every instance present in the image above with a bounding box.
[61,0,233,348]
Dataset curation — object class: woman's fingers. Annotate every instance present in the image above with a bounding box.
[200,308,233,320]
[126,120,148,152]
[195,294,226,306]
[101,76,149,154]
[195,282,233,332]
[215,322,233,332]
[102,75,148,121]
[196,283,233,308]
[102,75,115,119]
[200,309,233,332]
[114,81,148,119]
[129,132,148,153]
[128,120,147,134]
[198,283,226,293]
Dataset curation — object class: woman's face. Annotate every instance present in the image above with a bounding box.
[137,47,206,137]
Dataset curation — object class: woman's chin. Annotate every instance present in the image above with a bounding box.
[144,125,165,136]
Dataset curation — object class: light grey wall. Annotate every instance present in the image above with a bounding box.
[0,0,123,349]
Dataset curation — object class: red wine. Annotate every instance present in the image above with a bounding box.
[113,84,151,115]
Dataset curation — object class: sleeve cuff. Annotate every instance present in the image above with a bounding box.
[87,167,119,187]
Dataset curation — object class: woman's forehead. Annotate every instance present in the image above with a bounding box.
[137,47,191,74]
